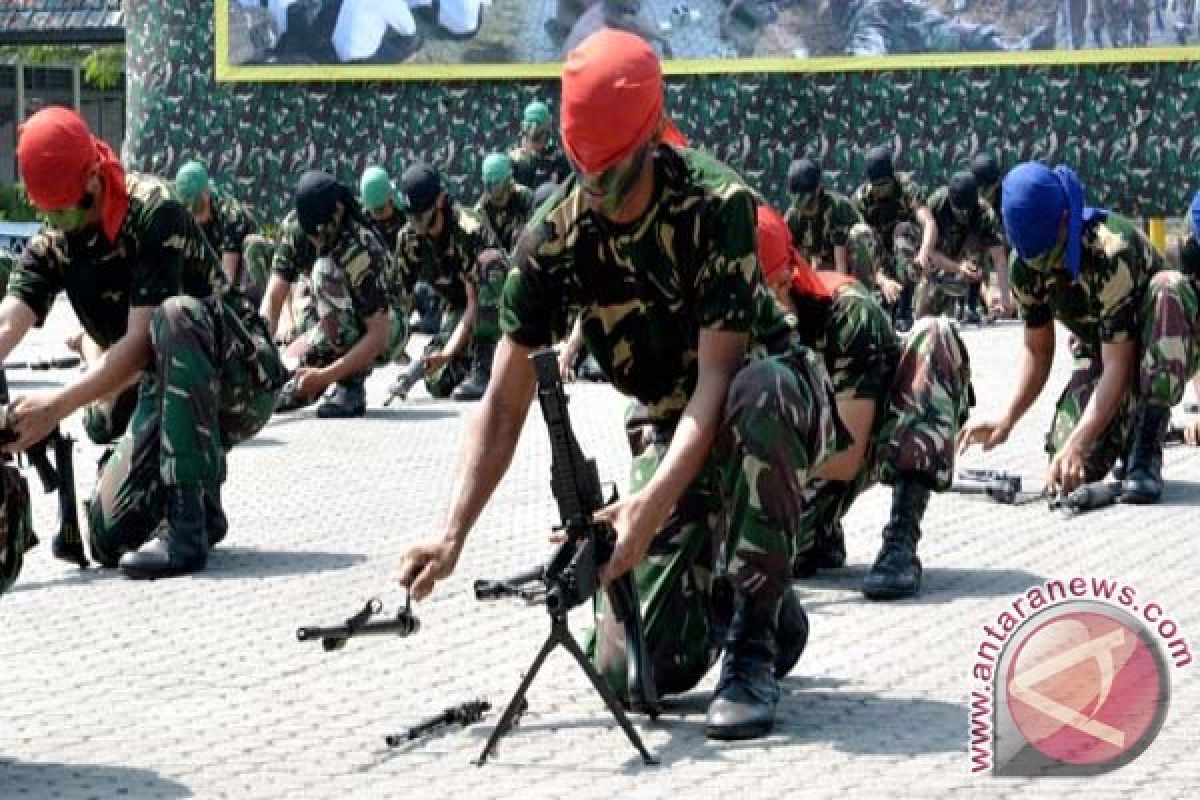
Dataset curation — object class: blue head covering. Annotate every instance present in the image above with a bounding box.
[1190,190,1200,239]
[1002,162,1107,280]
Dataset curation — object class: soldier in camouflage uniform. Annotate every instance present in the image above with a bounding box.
[1,108,284,579]
[960,162,1196,504]
[508,101,570,190]
[261,208,318,344]
[783,158,863,274]
[175,160,271,306]
[475,153,535,253]
[757,205,971,599]
[400,31,838,741]
[1090,0,1152,47]
[392,164,508,402]
[270,171,404,418]
[916,171,1010,321]
[852,146,938,330]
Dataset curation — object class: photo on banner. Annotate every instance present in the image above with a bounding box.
[215,1,1200,82]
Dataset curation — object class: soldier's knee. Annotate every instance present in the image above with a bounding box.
[726,354,827,445]
[1149,269,1187,294]
[153,295,207,334]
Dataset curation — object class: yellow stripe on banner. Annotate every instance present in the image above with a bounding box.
[212,0,1200,84]
[1149,218,1167,253]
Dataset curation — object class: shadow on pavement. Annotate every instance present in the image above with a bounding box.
[0,760,191,799]
[796,565,1045,605]
[197,546,368,579]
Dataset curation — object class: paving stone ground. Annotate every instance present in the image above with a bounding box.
[1,300,1196,799]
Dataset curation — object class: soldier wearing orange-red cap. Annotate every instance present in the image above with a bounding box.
[398,29,843,740]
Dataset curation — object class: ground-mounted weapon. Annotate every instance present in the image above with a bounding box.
[384,699,498,748]
[472,348,659,767]
[296,595,420,651]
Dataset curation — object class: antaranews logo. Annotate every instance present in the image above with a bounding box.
[968,577,1190,776]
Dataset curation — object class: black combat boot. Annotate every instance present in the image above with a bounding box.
[862,476,930,600]
[792,519,847,578]
[119,487,208,579]
[774,587,810,680]
[206,485,228,548]
[451,340,496,402]
[705,590,782,740]
[316,376,367,418]
[1121,404,1170,504]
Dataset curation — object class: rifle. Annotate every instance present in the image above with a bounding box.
[383,699,496,748]
[296,595,420,651]
[384,355,426,406]
[473,349,658,767]
[0,368,88,568]
[4,356,82,371]
[951,468,1038,505]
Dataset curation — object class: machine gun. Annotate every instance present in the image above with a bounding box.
[951,468,1037,505]
[0,366,87,568]
[296,595,420,651]
[472,349,659,767]
[383,699,496,748]
[3,356,82,371]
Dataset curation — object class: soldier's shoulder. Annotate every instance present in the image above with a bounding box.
[672,147,755,206]
[1093,214,1156,264]
[126,173,191,235]
[514,180,583,270]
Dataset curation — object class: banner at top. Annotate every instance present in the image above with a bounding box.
[215,0,1200,82]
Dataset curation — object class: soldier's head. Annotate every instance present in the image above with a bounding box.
[17,106,124,239]
[970,152,1001,192]
[481,153,514,206]
[521,101,553,154]
[360,166,401,222]
[788,158,823,210]
[947,171,979,224]
[560,29,686,222]
[1002,161,1084,278]
[400,163,447,237]
[757,204,839,311]
[175,160,213,221]
[294,170,354,254]
[865,145,895,191]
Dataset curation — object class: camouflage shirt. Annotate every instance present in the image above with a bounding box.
[9,174,224,349]
[476,183,534,252]
[394,204,503,311]
[201,193,258,257]
[369,207,407,254]
[1010,214,1166,345]
[852,172,927,254]
[271,210,318,283]
[508,142,570,189]
[784,188,863,270]
[980,181,1004,233]
[315,217,391,320]
[787,281,901,405]
[502,145,792,422]
[927,187,1002,262]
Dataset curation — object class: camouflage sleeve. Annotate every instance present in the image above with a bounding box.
[130,199,189,307]
[830,195,861,247]
[228,203,259,252]
[851,184,869,218]
[1008,254,1053,328]
[826,284,898,401]
[6,234,63,325]
[341,236,389,318]
[1087,244,1141,344]
[271,218,306,283]
[783,206,803,247]
[500,257,569,348]
[977,204,1002,250]
[466,218,504,287]
[695,188,759,333]
[392,228,421,295]
[903,177,928,214]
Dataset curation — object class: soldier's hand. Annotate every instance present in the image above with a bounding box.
[1184,417,1200,446]
[291,367,330,400]
[398,538,462,601]
[2,392,65,454]
[957,417,1012,454]
[558,349,577,383]
[64,330,84,355]
[959,261,983,282]
[1046,440,1088,495]
[880,276,903,304]
[423,352,453,372]
[596,492,665,586]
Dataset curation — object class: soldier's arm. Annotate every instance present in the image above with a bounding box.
[260,273,294,339]
[56,307,153,418]
[999,321,1055,432]
[1068,339,1135,453]
[441,279,478,359]
[915,205,938,268]
[0,296,37,363]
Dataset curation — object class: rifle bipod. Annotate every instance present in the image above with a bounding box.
[474,604,658,767]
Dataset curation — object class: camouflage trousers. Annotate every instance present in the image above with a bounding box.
[1047,271,1200,478]
[297,256,409,374]
[419,308,471,398]
[87,296,286,567]
[797,317,972,547]
[593,344,842,697]
[914,272,973,319]
[241,234,274,308]
[420,255,507,396]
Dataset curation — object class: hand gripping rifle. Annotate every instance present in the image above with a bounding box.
[472,349,659,767]
[0,367,87,567]
[296,595,420,651]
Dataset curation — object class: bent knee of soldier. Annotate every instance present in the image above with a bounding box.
[726,353,830,444]
[152,295,209,340]
[1147,269,1190,296]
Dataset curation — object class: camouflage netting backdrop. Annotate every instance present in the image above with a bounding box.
[125,2,1200,222]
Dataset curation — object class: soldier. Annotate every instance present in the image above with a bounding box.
[268,171,402,418]
[398,30,836,740]
[260,207,319,345]
[915,171,1011,321]
[475,153,534,253]
[757,206,971,599]
[1090,0,1151,47]
[391,164,507,402]
[0,107,284,579]
[508,101,570,189]
[852,146,937,330]
[960,162,1196,503]
[175,161,272,306]
[783,158,863,275]
[359,165,407,253]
